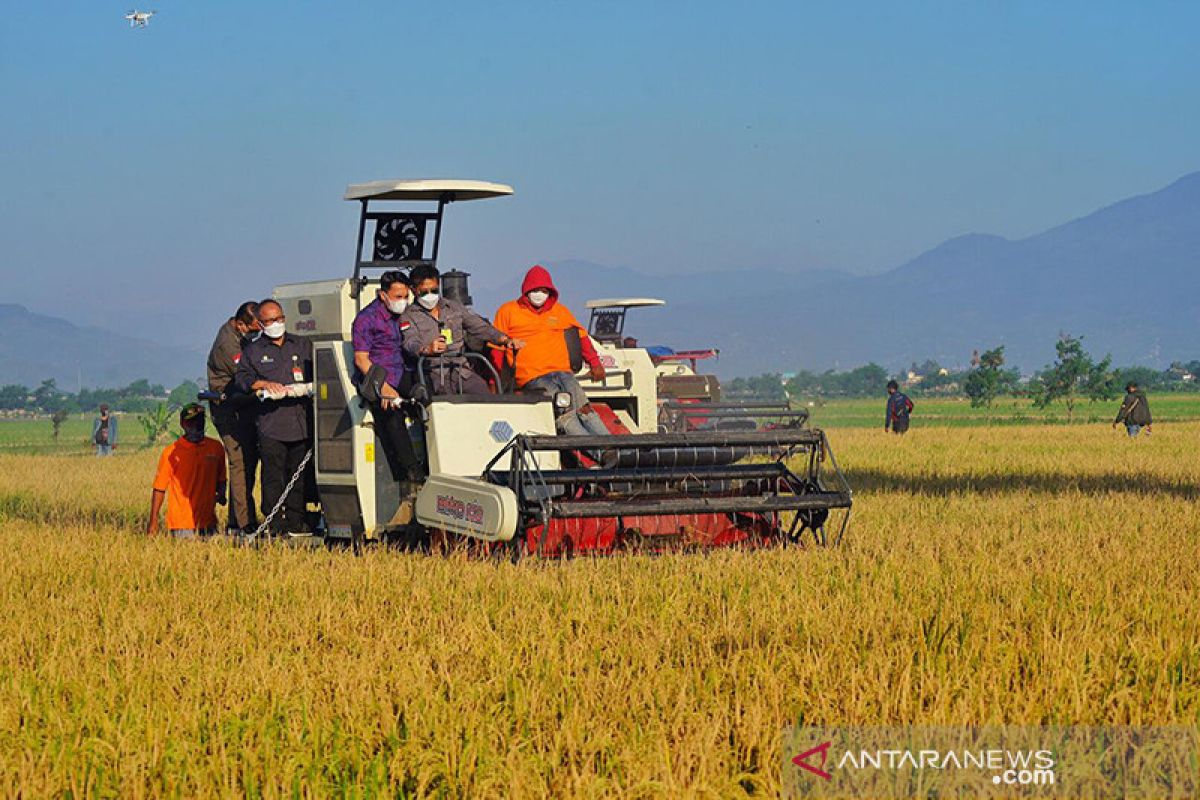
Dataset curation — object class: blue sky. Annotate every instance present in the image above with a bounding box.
[1,1,1197,346]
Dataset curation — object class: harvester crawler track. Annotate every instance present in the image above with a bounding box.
[483,428,852,556]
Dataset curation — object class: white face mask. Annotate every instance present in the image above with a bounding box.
[527,290,550,307]
[262,321,286,339]
[385,295,410,315]
[417,292,439,310]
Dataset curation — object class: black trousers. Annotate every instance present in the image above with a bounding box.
[369,402,421,481]
[213,408,259,530]
[259,437,309,534]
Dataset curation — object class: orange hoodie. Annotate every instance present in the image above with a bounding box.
[493,265,600,387]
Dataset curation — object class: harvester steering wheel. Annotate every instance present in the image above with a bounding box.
[415,351,504,398]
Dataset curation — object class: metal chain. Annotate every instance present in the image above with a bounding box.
[241,448,313,544]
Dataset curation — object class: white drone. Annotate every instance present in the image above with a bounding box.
[124,9,155,28]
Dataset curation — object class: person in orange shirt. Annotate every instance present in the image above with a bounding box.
[493,265,611,437]
[147,403,228,538]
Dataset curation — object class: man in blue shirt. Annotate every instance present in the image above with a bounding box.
[352,271,421,510]
[92,404,118,456]
[885,380,914,435]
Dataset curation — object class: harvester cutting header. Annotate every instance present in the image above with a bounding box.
[272,179,852,555]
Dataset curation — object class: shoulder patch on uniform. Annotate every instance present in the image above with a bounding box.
[233,353,242,364]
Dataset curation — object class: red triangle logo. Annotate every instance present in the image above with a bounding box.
[792,741,833,780]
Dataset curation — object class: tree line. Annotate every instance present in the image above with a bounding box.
[0,378,201,415]
[727,335,1200,417]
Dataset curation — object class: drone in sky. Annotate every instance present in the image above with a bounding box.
[124,9,155,28]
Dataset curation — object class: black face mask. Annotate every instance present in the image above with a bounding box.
[183,424,205,443]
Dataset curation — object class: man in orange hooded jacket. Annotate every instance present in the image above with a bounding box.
[493,265,611,437]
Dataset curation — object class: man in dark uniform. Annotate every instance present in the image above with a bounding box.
[235,299,314,535]
[401,264,523,395]
[206,301,261,532]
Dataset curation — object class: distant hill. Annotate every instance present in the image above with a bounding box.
[0,304,205,388]
[477,172,1200,377]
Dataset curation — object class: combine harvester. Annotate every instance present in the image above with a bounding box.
[580,297,813,433]
[274,179,852,555]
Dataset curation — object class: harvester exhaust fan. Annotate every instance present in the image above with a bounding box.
[374,217,423,261]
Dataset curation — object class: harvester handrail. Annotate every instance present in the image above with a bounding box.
[516,429,824,450]
[668,409,811,420]
[660,401,795,411]
[487,461,795,485]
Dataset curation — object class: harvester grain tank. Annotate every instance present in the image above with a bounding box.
[273,179,852,554]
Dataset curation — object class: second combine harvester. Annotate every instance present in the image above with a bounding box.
[274,179,852,555]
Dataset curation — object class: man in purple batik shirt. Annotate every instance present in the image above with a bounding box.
[351,271,421,517]
[353,277,412,394]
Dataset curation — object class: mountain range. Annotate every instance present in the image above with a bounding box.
[0,304,204,389]
[471,171,1200,377]
[3,172,1199,386]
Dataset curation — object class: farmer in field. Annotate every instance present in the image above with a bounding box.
[1113,381,1153,437]
[492,265,610,437]
[146,404,227,538]
[92,404,118,456]
[885,380,914,434]
[206,300,261,533]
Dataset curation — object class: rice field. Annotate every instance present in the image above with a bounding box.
[0,420,1197,796]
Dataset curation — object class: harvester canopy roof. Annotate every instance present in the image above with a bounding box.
[584,298,667,309]
[343,179,514,202]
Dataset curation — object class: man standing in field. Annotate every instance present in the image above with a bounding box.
[147,404,227,538]
[206,300,261,533]
[885,380,914,434]
[1113,381,1153,437]
[92,404,118,456]
[235,299,314,535]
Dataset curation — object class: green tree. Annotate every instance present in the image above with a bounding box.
[1115,365,1164,392]
[51,409,69,440]
[964,346,1018,408]
[167,380,201,408]
[0,384,28,411]
[845,363,889,396]
[33,379,65,413]
[728,373,787,401]
[1030,335,1115,421]
[138,403,175,446]
[1085,360,1119,404]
